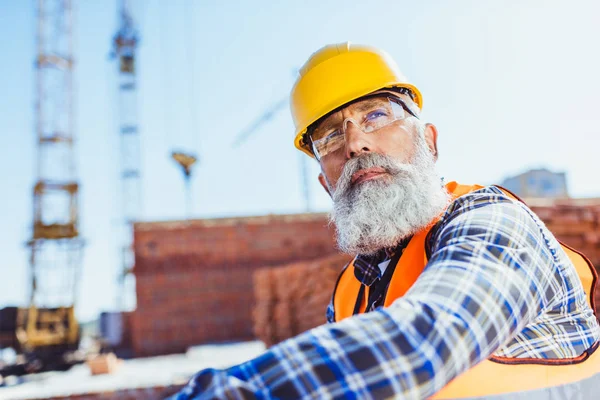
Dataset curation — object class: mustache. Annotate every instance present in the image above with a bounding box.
[333,152,415,199]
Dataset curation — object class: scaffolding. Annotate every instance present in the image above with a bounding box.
[17,0,83,354]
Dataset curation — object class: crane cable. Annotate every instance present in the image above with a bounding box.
[184,0,201,157]
[159,0,171,152]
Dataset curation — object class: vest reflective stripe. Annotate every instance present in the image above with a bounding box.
[331,182,600,398]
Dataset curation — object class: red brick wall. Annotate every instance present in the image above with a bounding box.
[132,214,338,356]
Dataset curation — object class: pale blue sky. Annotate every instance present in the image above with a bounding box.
[1,0,599,321]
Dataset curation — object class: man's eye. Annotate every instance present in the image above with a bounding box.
[365,110,388,121]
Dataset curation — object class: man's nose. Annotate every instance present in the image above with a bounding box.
[344,120,371,159]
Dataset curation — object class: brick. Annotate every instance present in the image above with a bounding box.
[87,353,122,376]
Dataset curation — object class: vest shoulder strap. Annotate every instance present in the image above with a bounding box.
[332,260,367,322]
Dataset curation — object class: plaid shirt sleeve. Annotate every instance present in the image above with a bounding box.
[170,189,594,400]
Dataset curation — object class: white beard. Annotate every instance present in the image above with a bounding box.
[330,134,451,256]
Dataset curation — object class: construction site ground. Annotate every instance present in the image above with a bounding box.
[0,341,265,400]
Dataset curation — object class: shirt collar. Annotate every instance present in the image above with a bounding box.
[353,237,411,287]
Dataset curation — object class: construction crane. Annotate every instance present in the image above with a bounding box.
[0,0,84,374]
[112,0,142,313]
[232,96,312,211]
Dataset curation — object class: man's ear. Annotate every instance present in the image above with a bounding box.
[318,173,332,198]
[423,123,439,161]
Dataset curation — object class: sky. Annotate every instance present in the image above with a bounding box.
[1,0,600,321]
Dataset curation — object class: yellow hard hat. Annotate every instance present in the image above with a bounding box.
[290,42,423,157]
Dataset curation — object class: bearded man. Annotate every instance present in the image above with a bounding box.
[172,43,600,399]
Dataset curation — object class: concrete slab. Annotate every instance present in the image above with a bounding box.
[0,341,266,400]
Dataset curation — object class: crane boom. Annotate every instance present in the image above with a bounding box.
[231,96,312,211]
[231,97,289,148]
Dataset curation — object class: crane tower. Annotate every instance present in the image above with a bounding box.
[17,0,83,359]
[113,0,142,311]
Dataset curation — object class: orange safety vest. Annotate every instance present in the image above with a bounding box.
[332,182,600,399]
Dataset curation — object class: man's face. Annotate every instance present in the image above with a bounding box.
[312,92,449,255]
[315,92,435,193]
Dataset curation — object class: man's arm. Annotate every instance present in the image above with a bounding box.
[171,191,565,399]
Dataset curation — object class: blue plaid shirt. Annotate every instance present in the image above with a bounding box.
[171,186,600,399]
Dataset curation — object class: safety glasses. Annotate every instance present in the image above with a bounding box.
[308,95,418,161]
